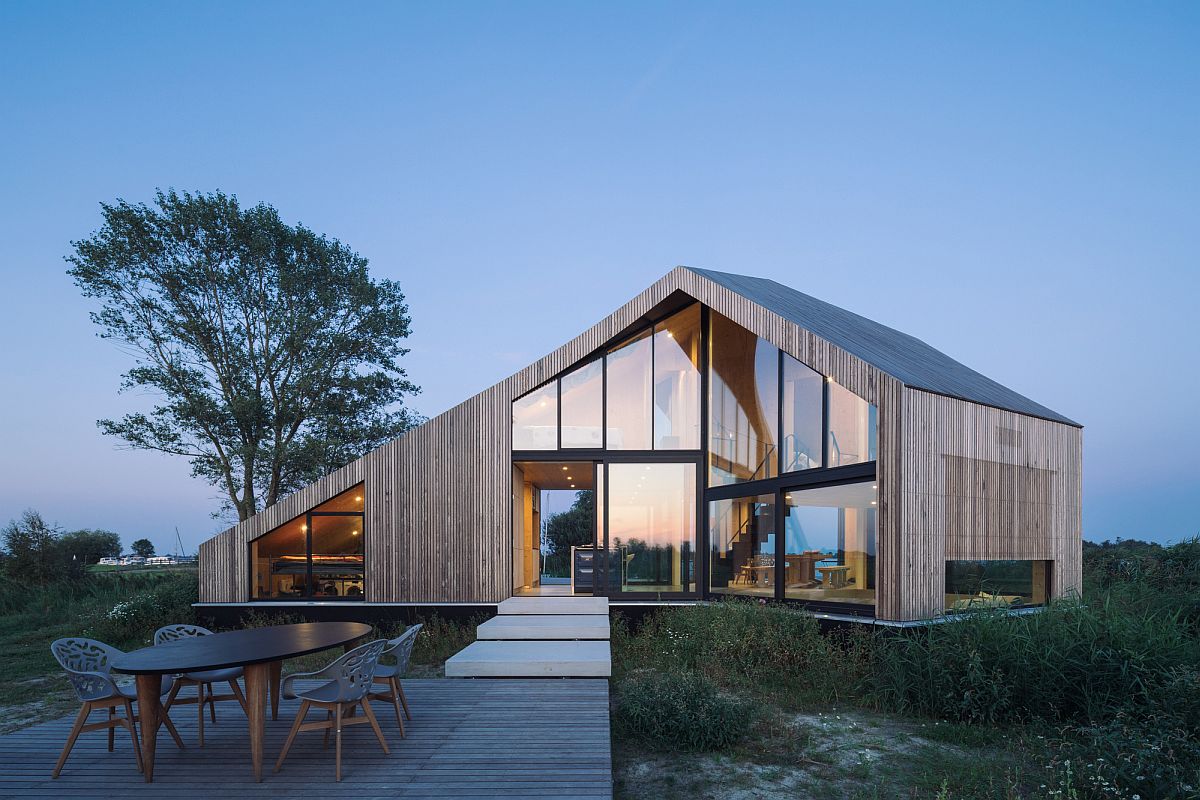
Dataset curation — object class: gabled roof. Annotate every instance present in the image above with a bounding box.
[687,267,1080,427]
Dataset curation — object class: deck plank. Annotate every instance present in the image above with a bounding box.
[0,679,611,799]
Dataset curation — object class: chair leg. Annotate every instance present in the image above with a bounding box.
[274,700,310,774]
[108,706,116,751]
[207,683,217,723]
[323,710,333,749]
[335,702,343,782]
[123,699,143,773]
[52,703,91,778]
[359,700,389,754]
[228,679,248,714]
[396,678,412,721]
[388,679,405,738]
[197,682,205,747]
[162,681,181,712]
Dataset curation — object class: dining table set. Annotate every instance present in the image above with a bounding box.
[50,621,421,783]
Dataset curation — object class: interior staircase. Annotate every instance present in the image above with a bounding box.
[444,595,612,678]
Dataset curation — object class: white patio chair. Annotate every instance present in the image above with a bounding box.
[49,637,184,778]
[154,624,248,746]
[274,639,388,781]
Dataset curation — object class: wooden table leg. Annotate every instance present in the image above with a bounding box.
[244,662,269,782]
[134,674,162,783]
[268,660,282,721]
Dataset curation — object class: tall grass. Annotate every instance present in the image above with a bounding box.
[613,600,868,707]
[865,598,1197,725]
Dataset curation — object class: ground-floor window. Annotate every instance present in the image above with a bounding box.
[782,482,876,606]
[250,485,365,600]
[709,494,775,597]
[945,560,1050,610]
[605,462,697,595]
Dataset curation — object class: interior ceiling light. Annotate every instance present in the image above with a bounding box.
[561,466,568,471]
[355,495,363,501]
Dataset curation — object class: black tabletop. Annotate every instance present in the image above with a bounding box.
[110,622,374,675]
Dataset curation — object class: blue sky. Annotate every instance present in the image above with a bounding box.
[1,2,1196,553]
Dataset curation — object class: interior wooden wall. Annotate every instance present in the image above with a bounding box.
[897,388,1083,620]
[198,266,1079,620]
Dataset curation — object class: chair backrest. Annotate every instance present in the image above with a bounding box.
[383,624,422,675]
[154,623,214,645]
[50,638,123,702]
[320,640,387,703]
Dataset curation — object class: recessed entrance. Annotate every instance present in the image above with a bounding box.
[512,461,596,595]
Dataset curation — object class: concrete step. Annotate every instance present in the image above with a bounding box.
[497,596,609,615]
[445,640,612,678]
[477,614,611,641]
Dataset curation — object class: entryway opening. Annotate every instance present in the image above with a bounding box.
[512,461,596,596]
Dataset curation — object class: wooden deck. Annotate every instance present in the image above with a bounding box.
[0,679,612,799]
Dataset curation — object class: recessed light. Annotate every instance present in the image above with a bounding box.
[355,495,363,502]
[567,476,572,480]
[561,466,568,471]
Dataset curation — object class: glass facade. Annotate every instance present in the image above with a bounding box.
[945,560,1049,610]
[709,311,778,486]
[606,462,696,594]
[251,485,365,600]
[605,330,653,450]
[827,380,877,467]
[709,494,775,597]
[560,360,603,448]
[653,305,702,450]
[781,354,823,473]
[507,301,881,608]
[512,383,558,450]
[782,481,876,605]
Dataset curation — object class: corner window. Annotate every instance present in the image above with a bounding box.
[251,485,365,600]
[783,481,876,606]
[781,354,823,472]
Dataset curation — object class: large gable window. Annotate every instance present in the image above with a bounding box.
[512,383,558,450]
[251,485,365,600]
[605,329,653,450]
[709,311,779,485]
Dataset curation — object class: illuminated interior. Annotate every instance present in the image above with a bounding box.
[251,484,365,600]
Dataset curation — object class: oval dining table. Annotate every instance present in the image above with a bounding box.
[111,621,373,783]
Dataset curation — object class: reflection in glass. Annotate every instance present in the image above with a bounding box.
[653,305,701,450]
[606,330,653,450]
[827,381,877,466]
[512,383,558,450]
[251,516,306,599]
[709,312,778,485]
[310,515,364,598]
[781,355,823,473]
[945,560,1049,610]
[783,481,876,605]
[709,494,775,597]
[560,360,603,448]
[250,485,366,600]
[606,463,696,593]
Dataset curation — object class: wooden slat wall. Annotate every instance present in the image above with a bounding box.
[897,387,1083,620]
[197,266,1078,621]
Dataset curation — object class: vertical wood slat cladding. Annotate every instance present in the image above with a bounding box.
[198,266,1078,621]
[199,267,904,606]
[898,388,1082,620]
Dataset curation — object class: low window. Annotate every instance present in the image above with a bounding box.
[945,560,1050,611]
[251,485,365,600]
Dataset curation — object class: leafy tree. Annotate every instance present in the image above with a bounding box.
[60,528,122,565]
[541,491,594,577]
[68,189,421,522]
[0,510,85,584]
[130,538,156,558]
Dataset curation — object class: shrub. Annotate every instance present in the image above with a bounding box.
[615,670,755,751]
[80,572,197,647]
[865,599,1198,725]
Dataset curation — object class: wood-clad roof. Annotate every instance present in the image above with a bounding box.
[687,267,1080,427]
